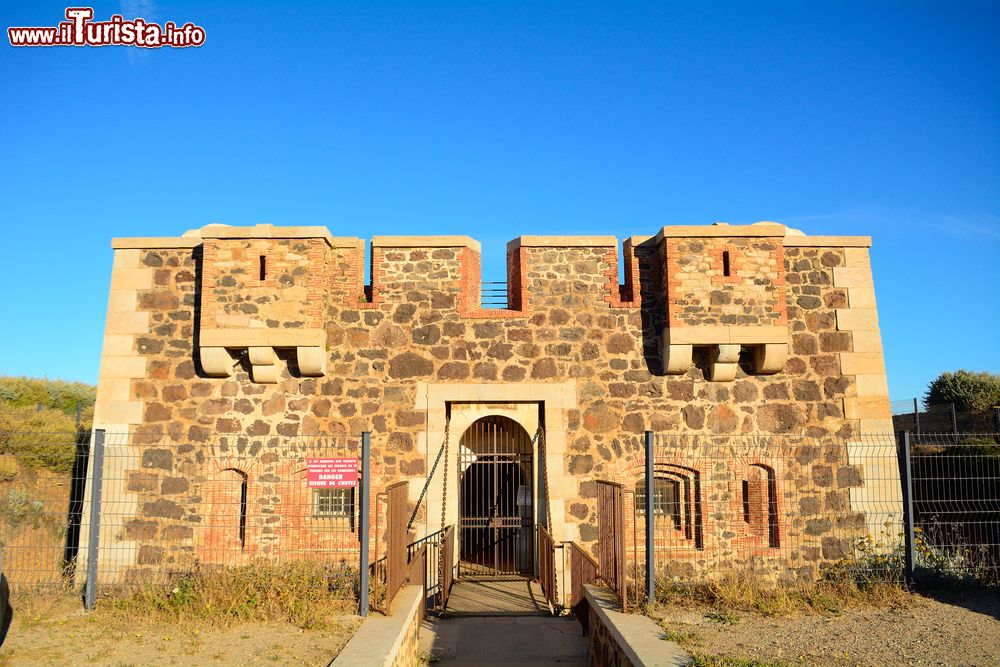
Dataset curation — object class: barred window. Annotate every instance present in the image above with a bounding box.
[314,488,354,518]
[635,478,681,529]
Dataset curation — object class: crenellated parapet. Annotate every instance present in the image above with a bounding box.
[652,222,790,381]
[197,224,348,382]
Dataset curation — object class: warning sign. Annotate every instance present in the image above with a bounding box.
[307,458,359,488]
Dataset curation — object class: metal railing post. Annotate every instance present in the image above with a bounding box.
[84,429,105,611]
[644,430,655,605]
[899,432,916,585]
[913,398,921,435]
[359,431,371,617]
[950,403,959,437]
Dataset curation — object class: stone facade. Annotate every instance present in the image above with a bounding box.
[88,222,896,581]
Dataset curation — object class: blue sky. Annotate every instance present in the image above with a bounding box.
[1,0,997,402]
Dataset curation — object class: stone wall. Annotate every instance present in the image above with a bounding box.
[89,222,896,579]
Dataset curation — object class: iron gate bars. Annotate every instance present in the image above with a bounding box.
[458,416,534,577]
[597,479,627,611]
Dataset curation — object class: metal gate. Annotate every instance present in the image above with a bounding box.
[458,416,534,577]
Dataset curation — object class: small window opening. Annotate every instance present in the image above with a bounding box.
[237,473,247,549]
[722,250,731,277]
[221,468,249,551]
[315,488,355,519]
[743,465,779,548]
[259,255,267,281]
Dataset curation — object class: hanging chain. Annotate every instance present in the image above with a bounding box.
[407,432,449,531]
[535,424,556,604]
[436,414,451,608]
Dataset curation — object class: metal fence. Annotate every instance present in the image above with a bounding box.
[623,431,1000,604]
[0,430,91,590]
[890,399,1000,435]
[0,429,375,613]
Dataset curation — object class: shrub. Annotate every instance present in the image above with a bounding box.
[924,370,1000,413]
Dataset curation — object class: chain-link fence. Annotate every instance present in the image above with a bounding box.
[890,398,1000,435]
[620,431,1000,604]
[0,429,376,611]
[0,430,91,590]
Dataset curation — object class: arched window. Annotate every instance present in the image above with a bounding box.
[742,464,779,548]
[636,466,704,550]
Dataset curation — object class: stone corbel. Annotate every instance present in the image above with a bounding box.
[754,343,787,375]
[200,347,234,377]
[663,343,693,374]
[296,346,326,376]
[708,344,741,382]
[248,346,278,384]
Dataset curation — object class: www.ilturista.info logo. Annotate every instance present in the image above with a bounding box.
[8,7,205,48]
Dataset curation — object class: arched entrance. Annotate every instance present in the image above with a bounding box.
[458,416,534,577]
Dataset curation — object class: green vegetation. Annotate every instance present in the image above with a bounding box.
[924,370,1000,413]
[103,560,359,630]
[0,376,94,474]
[0,376,96,418]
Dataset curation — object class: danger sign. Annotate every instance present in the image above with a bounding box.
[307,458,359,488]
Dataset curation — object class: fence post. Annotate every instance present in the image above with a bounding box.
[84,429,105,611]
[950,403,958,437]
[644,430,654,605]
[359,431,371,617]
[913,398,920,435]
[898,431,916,585]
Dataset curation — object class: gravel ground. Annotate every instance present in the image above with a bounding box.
[653,588,1000,666]
[0,596,360,666]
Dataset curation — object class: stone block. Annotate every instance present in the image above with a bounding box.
[854,374,889,398]
[662,341,693,374]
[832,266,874,288]
[106,290,138,313]
[249,346,277,366]
[847,287,877,308]
[111,248,141,270]
[97,377,131,402]
[843,396,891,420]
[94,399,143,426]
[200,347,234,377]
[836,308,878,331]
[850,330,883,353]
[105,311,151,335]
[252,364,279,384]
[109,267,153,290]
[100,356,147,379]
[297,346,326,376]
[754,343,787,374]
[843,247,871,268]
[101,334,135,357]
[839,352,886,375]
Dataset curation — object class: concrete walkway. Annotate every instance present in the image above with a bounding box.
[419,615,588,665]
[418,577,588,665]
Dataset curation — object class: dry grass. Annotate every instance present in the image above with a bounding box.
[97,559,359,631]
[655,572,911,617]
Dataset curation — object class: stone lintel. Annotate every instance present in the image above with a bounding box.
[198,223,347,248]
[507,235,618,250]
[783,235,872,248]
[112,237,203,249]
[371,235,481,253]
[656,222,787,240]
[664,325,788,345]
[200,327,326,348]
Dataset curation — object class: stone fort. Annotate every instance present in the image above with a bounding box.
[88,221,897,583]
